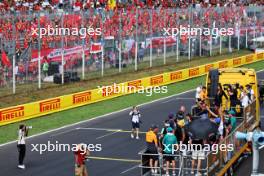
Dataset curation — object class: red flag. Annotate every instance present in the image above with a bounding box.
[1,51,11,67]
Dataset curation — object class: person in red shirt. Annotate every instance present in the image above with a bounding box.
[74,144,90,176]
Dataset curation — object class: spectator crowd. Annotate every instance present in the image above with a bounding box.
[0,0,263,13]
[0,0,263,88]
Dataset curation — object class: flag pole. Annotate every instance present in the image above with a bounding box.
[119,10,122,73]
[150,9,153,68]
[12,55,16,94]
[81,11,85,80]
[163,10,166,65]
[37,12,41,89]
[135,7,138,71]
[61,13,64,84]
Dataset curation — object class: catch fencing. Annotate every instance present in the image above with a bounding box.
[0,6,264,95]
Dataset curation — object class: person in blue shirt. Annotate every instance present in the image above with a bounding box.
[162,127,178,176]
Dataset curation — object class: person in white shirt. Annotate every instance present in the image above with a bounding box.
[17,124,30,169]
[246,84,255,103]
[129,106,141,139]
[195,85,202,103]
[240,89,249,108]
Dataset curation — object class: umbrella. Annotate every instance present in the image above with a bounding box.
[185,118,219,140]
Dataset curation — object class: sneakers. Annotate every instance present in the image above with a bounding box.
[18,165,25,169]
[151,169,155,174]
[154,169,158,174]
[131,133,134,139]
[172,171,176,176]
[131,134,140,140]
[195,172,202,176]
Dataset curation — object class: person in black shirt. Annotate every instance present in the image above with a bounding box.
[227,85,238,110]
[214,84,228,109]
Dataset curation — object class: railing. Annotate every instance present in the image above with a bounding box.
[139,100,258,176]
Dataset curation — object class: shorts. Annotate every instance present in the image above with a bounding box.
[164,155,175,162]
[192,150,205,160]
[146,150,159,160]
[132,122,140,129]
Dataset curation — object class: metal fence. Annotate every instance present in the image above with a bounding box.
[138,100,257,176]
[0,6,264,95]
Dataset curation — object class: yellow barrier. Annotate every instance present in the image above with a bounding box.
[0,53,263,126]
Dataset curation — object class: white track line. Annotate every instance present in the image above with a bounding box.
[96,130,121,140]
[50,128,77,137]
[77,127,122,131]
[120,164,140,174]
[1,69,263,147]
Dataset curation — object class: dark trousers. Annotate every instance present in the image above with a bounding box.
[17,144,26,165]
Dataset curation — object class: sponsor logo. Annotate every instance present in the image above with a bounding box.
[233,58,242,66]
[102,85,119,97]
[40,99,61,112]
[150,75,163,86]
[170,71,182,81]
[189,68,199,77]
[73,91,92,104]
[257,53,263,60]
[246,55,254,63]
[219,61,228,68]
[127,80,142,91]
[205,64,214,72]
[0,106,24,122]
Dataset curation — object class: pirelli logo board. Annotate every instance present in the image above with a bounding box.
[170,71,182,81]
[0,106,24,122]
[40,99,61,113]
[73,91,92,104]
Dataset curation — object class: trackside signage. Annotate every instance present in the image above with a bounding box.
[0,52,263,126]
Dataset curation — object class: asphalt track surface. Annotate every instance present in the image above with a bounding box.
[0,71,264,176]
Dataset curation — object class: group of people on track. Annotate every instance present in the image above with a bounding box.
[129,82,256,176]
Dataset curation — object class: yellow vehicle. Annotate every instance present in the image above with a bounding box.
[206,68,260,175]
[206,68,260,120]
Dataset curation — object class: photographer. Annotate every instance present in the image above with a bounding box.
[17,124,31,169]
[74,144,90,176]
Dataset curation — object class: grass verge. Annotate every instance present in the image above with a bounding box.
[0,60,264,144]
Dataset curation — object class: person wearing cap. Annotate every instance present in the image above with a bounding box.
[145,125,159,174]
[160,120,170,150]
[74,144,90,176]
[227,110,237,132]
[129,106,141,139]
[162,127,178,176]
